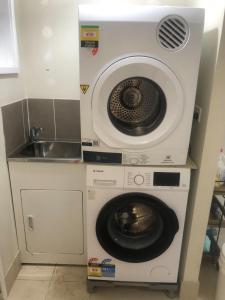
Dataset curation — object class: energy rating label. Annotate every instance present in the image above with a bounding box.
[88,258,115,278]
[80,25,99,48]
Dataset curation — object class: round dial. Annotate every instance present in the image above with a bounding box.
[134,174,144,185]
[130,157,139,165]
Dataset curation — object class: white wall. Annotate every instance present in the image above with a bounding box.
[0,0,26,289]
[0,75,24,275]
[0,76,25,297]
[17,0,80,100]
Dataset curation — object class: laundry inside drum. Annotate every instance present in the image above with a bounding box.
[108,77,167,136]
[107,202,164,250]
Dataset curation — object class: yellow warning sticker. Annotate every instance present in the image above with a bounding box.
[80,84,89,94]
[80,25,99,48]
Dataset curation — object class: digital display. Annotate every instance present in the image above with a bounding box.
[153,172,180,186]
[83,151,122,164]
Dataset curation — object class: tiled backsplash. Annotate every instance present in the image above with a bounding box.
[54,100,81,140]
[1,99,81,156]
[28,99,55,140]
[2,101,27,156]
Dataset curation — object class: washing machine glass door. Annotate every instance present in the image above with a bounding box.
[92,56,184,149]
[96,192,179,263]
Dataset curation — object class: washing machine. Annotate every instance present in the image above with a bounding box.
[79,5,204,165]
[86,164,190,284]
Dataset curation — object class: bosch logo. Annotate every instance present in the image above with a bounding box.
[93,170,104,173]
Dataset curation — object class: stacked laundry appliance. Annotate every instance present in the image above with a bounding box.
[79,4,204,297]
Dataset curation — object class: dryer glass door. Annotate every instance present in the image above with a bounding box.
[96,192,179,263]
[92,56,184,149]
[108,76,167,136]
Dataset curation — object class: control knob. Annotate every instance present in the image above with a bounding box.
[134,174,144,185]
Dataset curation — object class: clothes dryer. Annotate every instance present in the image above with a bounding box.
[79,5,204,165]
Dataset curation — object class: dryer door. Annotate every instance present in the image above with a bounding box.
[92,56,184,149]
[96,192,179,263]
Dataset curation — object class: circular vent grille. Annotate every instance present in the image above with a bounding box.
[157,16,189,50]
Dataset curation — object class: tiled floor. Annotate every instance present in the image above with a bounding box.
[198,260,218,300]
[8,261,218,300]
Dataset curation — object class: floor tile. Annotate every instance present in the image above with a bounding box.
[199,260,218,300]
[53,266,87,282]
[90,286,176,300]
[8,280,49,300]
[7,262,219,300]
[17,265,55,281]
[46,281,90,300]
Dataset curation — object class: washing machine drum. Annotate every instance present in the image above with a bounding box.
[96,192,179,263]
[92,56,184,148]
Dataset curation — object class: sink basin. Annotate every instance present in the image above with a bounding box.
[15,141,81,160]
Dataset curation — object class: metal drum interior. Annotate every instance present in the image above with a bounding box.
[108,77,167,136]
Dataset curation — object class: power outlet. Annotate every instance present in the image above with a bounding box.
[194,105,202,123]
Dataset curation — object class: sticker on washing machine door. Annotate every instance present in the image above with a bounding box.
[88,258,115,278]
[80,25,99,48]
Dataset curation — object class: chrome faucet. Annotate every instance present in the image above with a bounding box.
[30,127,43,142]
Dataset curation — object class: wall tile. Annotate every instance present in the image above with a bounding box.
[28,99,55,140]
[54,100,80,141]
[1,101,25,155]
[2,98,81,156]
[22,99,29,142]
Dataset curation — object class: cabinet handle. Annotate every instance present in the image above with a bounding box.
[27,215,34,230]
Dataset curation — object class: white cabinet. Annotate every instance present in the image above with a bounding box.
[21,190,83,255]
[8,162,86,265]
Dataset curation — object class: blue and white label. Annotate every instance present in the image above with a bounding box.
[88,258,115,278]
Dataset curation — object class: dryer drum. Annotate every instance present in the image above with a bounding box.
[108,77,167,136]
[96,192,179,263]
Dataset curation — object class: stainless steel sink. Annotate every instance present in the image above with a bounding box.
[9,141,81,162]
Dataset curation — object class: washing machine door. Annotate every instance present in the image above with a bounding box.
[92,56,184,149]
[96,192,179,263]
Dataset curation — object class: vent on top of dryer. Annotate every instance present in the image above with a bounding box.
[157,16,189,51]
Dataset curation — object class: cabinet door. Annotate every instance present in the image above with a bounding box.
[21,190,83,255]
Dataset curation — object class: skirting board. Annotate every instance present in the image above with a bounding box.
[5,251,21,295]
[0,257,7,300]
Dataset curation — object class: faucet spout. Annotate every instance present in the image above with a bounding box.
[30,127,43,142]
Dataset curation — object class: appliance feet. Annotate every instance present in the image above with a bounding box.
[166,290,177,299]
[87,280,96,293]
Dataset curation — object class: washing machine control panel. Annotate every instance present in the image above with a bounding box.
[125,167,190,190]
[86,165,190,190]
